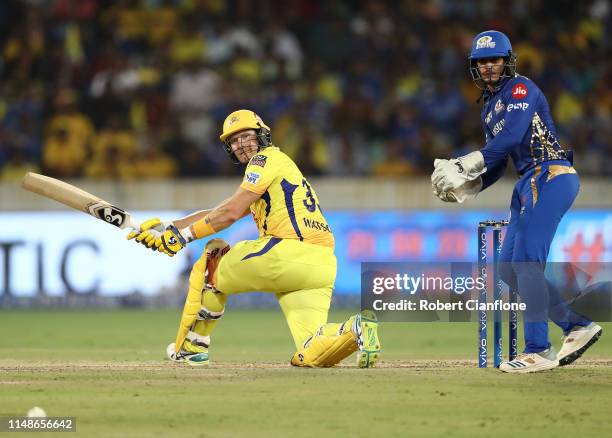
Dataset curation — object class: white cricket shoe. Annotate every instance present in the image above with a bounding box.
[499,348,559,373]
[166,342,210,367]
[557,323,602,366]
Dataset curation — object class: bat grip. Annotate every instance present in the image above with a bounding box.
[125,215,141,231]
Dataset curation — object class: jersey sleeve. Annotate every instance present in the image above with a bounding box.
[239,153,278,195]
[480,80,539,169]
[480,157,508,191]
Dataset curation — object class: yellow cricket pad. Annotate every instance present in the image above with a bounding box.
[174,256,206,352]
[291,330,358,368]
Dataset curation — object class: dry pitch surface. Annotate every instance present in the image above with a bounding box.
[1,310,611,437]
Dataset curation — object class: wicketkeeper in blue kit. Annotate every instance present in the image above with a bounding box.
[431,30,602,373]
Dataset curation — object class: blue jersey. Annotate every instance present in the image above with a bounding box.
[479,75,570,177]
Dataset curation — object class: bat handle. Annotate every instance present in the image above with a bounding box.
[124,215,141,231]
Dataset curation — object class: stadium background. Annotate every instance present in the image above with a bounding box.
[0,0,610,303]
[1,2,611,436]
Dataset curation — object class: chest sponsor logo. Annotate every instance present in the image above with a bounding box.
[476,35,496,49]
[507,102,529,112]
[250,154,267,168]
[512,83,528,99]
[492,119,505,136]
[245,172,261,184]
[485,111,492,124]
[494,99,505,114]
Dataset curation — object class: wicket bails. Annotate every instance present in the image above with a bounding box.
[477,220,517,368]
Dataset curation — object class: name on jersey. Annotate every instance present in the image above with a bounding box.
[246,172,261,184]
[512,83,528,99]
[507,102,529,112]
[492,118,505,136]
[250,154,267,168]
[303,217,331,232]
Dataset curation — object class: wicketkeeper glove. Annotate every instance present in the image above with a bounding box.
[431,151,487,193]
[432,177,482,203]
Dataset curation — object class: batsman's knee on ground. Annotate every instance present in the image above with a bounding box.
[291,312,381,368]
[291,328,358,368]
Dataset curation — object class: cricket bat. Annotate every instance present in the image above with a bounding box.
[21,172,140,230]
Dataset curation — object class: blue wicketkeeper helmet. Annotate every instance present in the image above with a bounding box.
[468,30,517,90]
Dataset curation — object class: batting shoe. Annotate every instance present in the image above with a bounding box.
[557,323,602,366]
[354,311,381,368]
[499,348,559,373]
[166,342,210,367]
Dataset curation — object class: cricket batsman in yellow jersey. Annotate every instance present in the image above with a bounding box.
[127,110,380,368]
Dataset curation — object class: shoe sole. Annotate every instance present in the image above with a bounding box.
[186,358,210,367]
[558,328,602,367]
[500,359,559,374]
[168,357,210,367]
[356,311,381,368]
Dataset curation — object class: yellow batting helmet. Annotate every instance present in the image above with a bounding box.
[219,110,272,164]
[220,110,271,141]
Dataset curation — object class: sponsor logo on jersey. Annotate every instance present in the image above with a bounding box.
[494,99,505,114]
[512,83,528,99]
[250,154,267,168]
[507,102,529,112]
[492,119,505,136]
[245,172,261,184]
[476,35,496,49]
[485,111,492,124]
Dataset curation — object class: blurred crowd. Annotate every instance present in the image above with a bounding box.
[0,0,610,181]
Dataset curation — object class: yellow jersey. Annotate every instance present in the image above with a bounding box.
[239,146,334,249]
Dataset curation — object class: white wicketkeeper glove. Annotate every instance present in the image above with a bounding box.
[431,151,487,193]
[432,177,483,203]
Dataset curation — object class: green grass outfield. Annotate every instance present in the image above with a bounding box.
[1,309,611,437]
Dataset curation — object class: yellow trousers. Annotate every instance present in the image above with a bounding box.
[212,236,337,349]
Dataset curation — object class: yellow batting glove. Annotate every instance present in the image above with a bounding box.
[155,225,192,257]
[127,218,168,251]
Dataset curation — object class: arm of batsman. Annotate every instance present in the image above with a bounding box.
[431,151,487,192]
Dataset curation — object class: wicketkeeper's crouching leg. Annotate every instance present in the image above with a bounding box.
[166,238,230,367]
